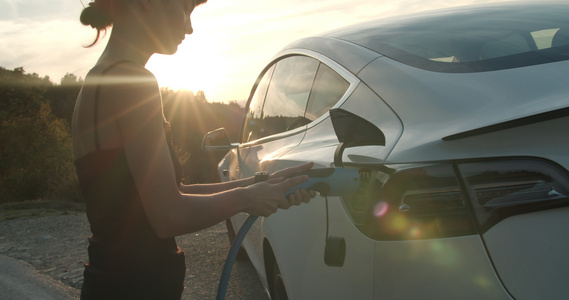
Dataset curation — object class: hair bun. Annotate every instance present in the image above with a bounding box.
[80,1,113,47]
[80,2,112,30]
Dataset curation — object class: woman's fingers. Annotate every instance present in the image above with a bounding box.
[287,188,311,206]
[306,190,317,203]
[248,172,317,215]
[278,175,309,193]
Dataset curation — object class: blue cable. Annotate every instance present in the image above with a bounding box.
[216,215,258,300]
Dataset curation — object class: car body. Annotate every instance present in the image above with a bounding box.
[203,2,569,299]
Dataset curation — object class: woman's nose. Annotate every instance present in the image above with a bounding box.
[185,18,193,35]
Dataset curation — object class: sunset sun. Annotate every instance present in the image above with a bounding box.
[147,33,222,96]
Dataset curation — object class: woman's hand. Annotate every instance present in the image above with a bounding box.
[270,162,317,206]
[286,187,316,206]
[243,162,317,217]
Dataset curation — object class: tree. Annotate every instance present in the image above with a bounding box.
[0,102,77,201]
[0,67,80,203]
[47,73,83,125]
[162,89,244,184]
[0,65,244,203]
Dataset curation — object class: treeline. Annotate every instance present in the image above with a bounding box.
[0,66,244,204]
[161,89,244,184]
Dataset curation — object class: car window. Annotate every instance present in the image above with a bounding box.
[241,65,275,143]
[534,28,569,49]
[242,56,319,142]
[329,4,569,72]
[305,63,350,122]
[479,34,532,60]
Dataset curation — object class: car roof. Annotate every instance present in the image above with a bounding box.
[320,1,569,73]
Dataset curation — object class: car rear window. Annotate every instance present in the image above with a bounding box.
[329,3,569,72]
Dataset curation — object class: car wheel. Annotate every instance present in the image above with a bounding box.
[270,260,289,300]
[225,219,249,261]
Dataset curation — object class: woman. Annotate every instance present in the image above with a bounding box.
[74,0,314,298]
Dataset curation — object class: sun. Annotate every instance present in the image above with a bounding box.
[146,33,220,96]
[145,2,262,104]
[147,30,259,104]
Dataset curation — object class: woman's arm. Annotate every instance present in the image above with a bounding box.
[179,162,315,194]
[107,66,313,238]
[179,177,255,194]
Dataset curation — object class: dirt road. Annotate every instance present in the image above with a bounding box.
[0,211,268,299]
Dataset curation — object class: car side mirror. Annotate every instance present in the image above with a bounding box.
[329,108,386,167]
[201,128,238,151]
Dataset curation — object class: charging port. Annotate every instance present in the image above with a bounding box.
[342,169,374,226]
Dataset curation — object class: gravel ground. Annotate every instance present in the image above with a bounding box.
[0,207,268,300]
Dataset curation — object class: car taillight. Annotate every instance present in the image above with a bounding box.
[457,158,569,233]
[366,164,476,240]
[345,158,569,241]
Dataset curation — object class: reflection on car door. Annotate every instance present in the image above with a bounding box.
[231,56,320,262]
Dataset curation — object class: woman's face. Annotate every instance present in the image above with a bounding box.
[151,0,196,55]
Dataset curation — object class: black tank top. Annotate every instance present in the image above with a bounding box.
[75,61,185,299]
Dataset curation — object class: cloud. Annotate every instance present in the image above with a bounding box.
[0,0,94,82]
[0,18,102,82]
[0,0,78,20]
[0,0,511,98]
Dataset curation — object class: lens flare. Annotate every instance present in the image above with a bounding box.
[409,227,422,238]
[390,214,408,232]
[373,201,389,218]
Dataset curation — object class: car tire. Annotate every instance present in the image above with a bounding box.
[270,260,289,300]
[225,219,249,261]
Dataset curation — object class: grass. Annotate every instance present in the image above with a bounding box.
[0,200,85,221]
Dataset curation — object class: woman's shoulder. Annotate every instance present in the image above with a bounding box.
[84,61,160,105]
[84,61,157,87]
[105,61,157,85]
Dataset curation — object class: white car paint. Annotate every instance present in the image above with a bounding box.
[211,2,569,299]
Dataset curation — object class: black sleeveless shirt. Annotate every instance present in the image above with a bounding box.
[75,61,185,299]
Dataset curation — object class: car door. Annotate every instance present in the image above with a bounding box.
[260,57,374,299]
[229,55,321,267]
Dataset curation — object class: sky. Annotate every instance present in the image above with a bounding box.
[0,0,512,104]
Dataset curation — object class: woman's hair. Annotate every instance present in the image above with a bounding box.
[80,0,114,47]
[80,0,209,47]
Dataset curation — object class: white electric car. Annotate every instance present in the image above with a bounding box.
[203,2,569,299]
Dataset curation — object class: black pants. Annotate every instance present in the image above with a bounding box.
[80,252,186,300]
